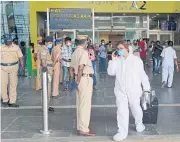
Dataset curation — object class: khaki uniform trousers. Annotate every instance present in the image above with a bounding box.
[41,67,53,105]
[76,76,93,132]
[53,62,60,96]
[1,64,18,104]
[36,60,42,90]
[59,63,63,83]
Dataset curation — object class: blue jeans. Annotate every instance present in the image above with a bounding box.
[92,61,97,86]
[62,66,70,89]
[99,57,106,73]
[153,56,161,73]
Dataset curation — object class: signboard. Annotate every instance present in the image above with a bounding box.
[5,2,16,33]
[49,8,92,29]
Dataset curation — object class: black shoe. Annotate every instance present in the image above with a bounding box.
[8,103,19,108]
[52,95,60,99]
[2,102,9,107]
[48,107,55,112]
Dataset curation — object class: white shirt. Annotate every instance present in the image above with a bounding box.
[107,54,150,98]
[128,45,133,54]
[161,46,177,68]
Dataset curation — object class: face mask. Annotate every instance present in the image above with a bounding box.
[118,49,125,56]
[102,43,105,45]
[38,42,42,45]
[47,44,53,49]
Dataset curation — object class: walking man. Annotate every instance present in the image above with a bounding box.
[99,39,107,73]
[1,37,24,107]
[152,41,163,75]
[70,35,95,136]
[62,37,72,91]
[161,41,179,88]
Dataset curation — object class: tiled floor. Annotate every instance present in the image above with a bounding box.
[1,62,180,141]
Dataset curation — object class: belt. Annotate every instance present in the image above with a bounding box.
[83,73,93,78]
[1,61,18,66]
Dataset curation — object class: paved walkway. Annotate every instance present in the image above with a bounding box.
[1,64,180,141]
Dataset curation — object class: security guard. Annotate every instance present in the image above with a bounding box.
[38,36,54,112]
[1,37,24,107]
[52,39,62,97]
[34,36,43,91]
[70,35,95,136]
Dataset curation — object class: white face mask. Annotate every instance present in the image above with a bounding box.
[102,43,105,45]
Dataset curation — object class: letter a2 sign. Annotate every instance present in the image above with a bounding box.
[130,1,147,10]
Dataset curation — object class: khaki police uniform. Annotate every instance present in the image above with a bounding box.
[38,45,53,103]
[0,44,23,104]
[52,45,62,96]
[35,44,42,90]
[71,44,94,132]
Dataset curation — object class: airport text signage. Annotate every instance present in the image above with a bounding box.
[49,8,92,29]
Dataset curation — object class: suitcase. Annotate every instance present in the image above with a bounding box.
[142,96,158,124]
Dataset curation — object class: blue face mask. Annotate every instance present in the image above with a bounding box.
[47,44,53,49]
[118,49,125,56]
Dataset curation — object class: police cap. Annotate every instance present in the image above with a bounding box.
[37,36,42,41]
[56,38,63,44]
[44,36,53,42]
[76,35,88,40]
[4,37,13,46]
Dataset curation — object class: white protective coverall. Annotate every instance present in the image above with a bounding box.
[107,54,151,139]
[161,46,177,87]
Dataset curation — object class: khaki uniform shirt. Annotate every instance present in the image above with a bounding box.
[34,44,42,54]
[0,45,23,63]
[34,44,43,68]
[52,45,62,64]
[38,45,53,74]
[71,46,94,75]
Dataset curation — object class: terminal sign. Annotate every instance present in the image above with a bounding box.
[49,8,92,29]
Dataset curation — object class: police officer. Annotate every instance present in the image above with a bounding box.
[52,39,62,97]
[38,36,54,112]
[1,37,24,107]
[70,35,95,136]
[34,36,43,91]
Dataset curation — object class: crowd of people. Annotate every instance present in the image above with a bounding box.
[1,35,179,140]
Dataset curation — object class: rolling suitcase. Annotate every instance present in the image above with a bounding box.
[141,91,159,124]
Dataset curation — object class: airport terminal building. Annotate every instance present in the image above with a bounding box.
[1,1,180,47]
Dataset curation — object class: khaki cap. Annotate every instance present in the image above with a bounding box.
[77,35,88,40]
[37,36,42,41]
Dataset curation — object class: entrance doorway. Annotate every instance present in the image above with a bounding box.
[99,31,125,47]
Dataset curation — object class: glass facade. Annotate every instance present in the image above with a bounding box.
[1,2,179,46]
[1,1,30,45]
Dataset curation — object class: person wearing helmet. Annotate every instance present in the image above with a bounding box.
[1,37,24,107]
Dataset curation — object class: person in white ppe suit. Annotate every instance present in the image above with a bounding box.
[161,41,179,88]
[107,41,151,141]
